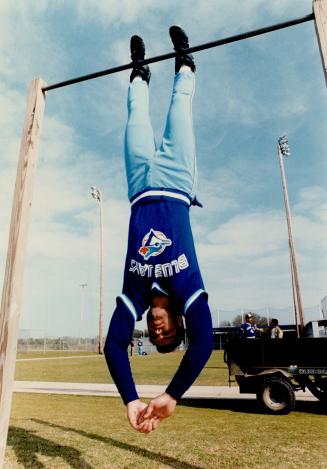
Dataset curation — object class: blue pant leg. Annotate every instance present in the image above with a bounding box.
[124,81,156,199]
[151,71,197,199]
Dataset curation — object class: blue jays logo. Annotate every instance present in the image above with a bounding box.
[138,229,172,261]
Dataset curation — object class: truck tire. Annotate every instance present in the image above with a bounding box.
[305,376,327,403]
[256,376,295,415]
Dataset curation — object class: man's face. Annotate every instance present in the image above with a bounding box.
[246,315,253,323]
[147,296,179,347]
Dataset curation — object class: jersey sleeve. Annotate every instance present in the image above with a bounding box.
[165,293,213,400]
[104,298,139,405]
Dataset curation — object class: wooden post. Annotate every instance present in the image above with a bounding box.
[313,0,327,86]
[0,78,46,467]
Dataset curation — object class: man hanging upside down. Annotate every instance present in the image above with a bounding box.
[104,26,213,433]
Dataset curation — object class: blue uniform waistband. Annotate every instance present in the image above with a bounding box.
[130,189,202,207]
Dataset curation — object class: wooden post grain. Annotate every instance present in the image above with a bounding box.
[313,0,327,86]
[0,78,46,467]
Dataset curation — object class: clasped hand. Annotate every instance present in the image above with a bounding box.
[127,392,177,433]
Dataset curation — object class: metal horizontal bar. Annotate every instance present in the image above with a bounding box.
[42,13,314,92]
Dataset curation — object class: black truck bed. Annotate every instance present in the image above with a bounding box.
[226,337,327,373]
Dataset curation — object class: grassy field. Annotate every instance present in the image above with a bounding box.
[16,351,96,359]
[7,393,327,469]
[10,351,327,468]
[15,351,230,386]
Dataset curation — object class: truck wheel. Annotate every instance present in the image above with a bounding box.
[305,376,327,403]
[257,376,295,415]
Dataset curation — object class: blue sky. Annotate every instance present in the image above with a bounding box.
[0,0,326,337]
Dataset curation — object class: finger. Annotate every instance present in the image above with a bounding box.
[128,418,138,430]
[141,417,156,433]
[145,420,154,433]
[127,412,136,427]
[143,403,154,420]
[137,409,147,425]
[136,418,148,430]
[137,420,152,433]
[137,405,152,425]
[141,417,153,430]
[151,418,160,430]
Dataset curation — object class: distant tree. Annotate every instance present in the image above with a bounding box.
[220,320,231,327]
[133,329,144,338]
[232,315,243,326]
[255,315,268,327]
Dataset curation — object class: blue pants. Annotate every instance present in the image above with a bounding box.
[124,71,198,201]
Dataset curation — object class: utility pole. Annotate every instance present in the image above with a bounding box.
[79,283,87,347]
[91,186,104,354]
[277,136,305,334]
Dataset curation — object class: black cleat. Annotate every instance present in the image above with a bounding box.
[130,35,151,84]
[130,35,145,61]
[169,26,190,51]
[169,25,196,74]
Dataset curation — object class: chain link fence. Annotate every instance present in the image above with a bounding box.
[18,330,99,353]
[18,303,323,353]
[211,304,323,327]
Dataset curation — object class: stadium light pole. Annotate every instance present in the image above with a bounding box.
[91,186,104,354]
[277,136,305,336]
[79,283,87,347]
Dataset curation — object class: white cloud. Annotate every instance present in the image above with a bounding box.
[0,83,27,163]
[69,0,312,34]
[193,199,326,315]
[76,0,172,25]
[0,3,68,86]
[200,210,286,258]
[295,186,327,222]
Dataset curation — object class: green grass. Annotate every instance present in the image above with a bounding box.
[7,393,327,468]
[15,351,230,386]
[16,351,96,359]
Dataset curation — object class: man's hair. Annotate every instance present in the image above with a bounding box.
[271,318,279,326]
[152,322,185,354]
[245,313,253,320]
